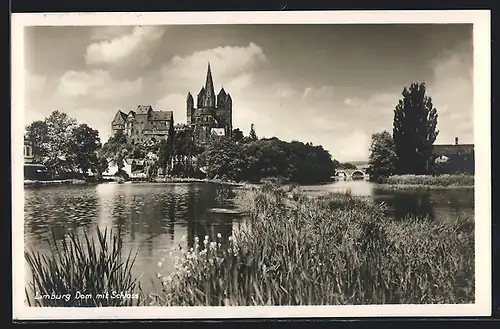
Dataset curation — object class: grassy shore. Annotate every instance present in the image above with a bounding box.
[149,184,474,306]
[25,184,474,306]
[24,179,89,187]
[376,174,474,190]
[152,176,247,187]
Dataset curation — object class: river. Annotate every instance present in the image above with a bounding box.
[23,180,474,298]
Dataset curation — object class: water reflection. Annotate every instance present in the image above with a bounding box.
[24,182,246,295]
[373,191,435,220]
[299,180,474,222]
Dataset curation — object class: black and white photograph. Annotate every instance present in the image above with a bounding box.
[12,10,491,319]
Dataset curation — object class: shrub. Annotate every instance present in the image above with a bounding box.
[25,226,141,307]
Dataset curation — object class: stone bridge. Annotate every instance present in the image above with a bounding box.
[335,169,367,178]
[334,164,370,179]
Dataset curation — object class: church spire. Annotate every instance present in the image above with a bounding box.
[204,62,216,108]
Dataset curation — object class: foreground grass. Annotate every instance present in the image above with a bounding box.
[25,227,140,307]
[149,184,474,306]
[378,174,474,189]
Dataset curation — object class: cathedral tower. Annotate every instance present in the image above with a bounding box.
[187,62,233,145]
[203,62,216,108]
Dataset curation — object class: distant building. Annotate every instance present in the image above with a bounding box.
[432,137,474,174]
[24,139,33,164]
[111,105,174,143]
[186,63,233,145]
[24,138,50,180]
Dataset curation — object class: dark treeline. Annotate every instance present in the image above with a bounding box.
[25,111,338,184]
[198,135,336,184]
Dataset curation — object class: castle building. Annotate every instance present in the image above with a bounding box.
[111,105,174,143]
[186,63,233,145]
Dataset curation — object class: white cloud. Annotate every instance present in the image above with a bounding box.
[89,26,134,41]
[344,97,360,106]
[85,26,165,67]
[25,72,47,95]
[332,130,371,161]
[426,43,473,144]
[155,42,270,125]
[160,42,268,91]
[155,93,186,123]
[56,70,143,100]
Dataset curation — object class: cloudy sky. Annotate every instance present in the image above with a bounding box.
[24,24,473,162]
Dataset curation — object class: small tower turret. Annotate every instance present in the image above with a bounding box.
[197,87,205,108]
[217,87,227,108]
[187,92,194,125]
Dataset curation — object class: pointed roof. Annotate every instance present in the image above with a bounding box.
[204,62,215,99]
[218,87,227,96]
[112,110,127,123]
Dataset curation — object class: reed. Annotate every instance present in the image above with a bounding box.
[25,226,141,307]
[149,184,474,306]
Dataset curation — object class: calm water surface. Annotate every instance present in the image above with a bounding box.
[298,180,474,222]
[24,180,474,296]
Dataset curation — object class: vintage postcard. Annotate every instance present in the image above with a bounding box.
[12,10,491,320]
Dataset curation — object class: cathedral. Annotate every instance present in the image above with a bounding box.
[186,63,233,145]
[111,63,232,147]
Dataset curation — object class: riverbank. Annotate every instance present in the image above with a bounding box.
[149,185,474,306]
[24,179,90,187]
[376,174,474,190]
[152,177,249,188]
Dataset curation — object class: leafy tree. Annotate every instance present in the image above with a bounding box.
[367,131,397,180]
[232,128,244,142]
[25,120,50,163]
[172,129,201,176]
[40,111,77,177]
[100,130,132,171]
[248,123,258,141]
[157,137,175,175]
[25,111,106,180]
[393,83,439,174]
[69,124,102,177]
[96,156,109,179]
[198,136,249,182]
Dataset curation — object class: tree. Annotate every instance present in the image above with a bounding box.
[172,130,197,175]
[69,124,102,177]
[100,130,131,171]
[232,128,244,142]
[248,123,258,141]
[392,83,439,174]
[157,138,174,175]
[368,131,397,180]
[30,111,78,177]
[25,120,50,162]
[198,136,249,182]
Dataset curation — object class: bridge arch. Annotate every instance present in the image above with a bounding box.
[336,170,347,177]
[351,170,365,178]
